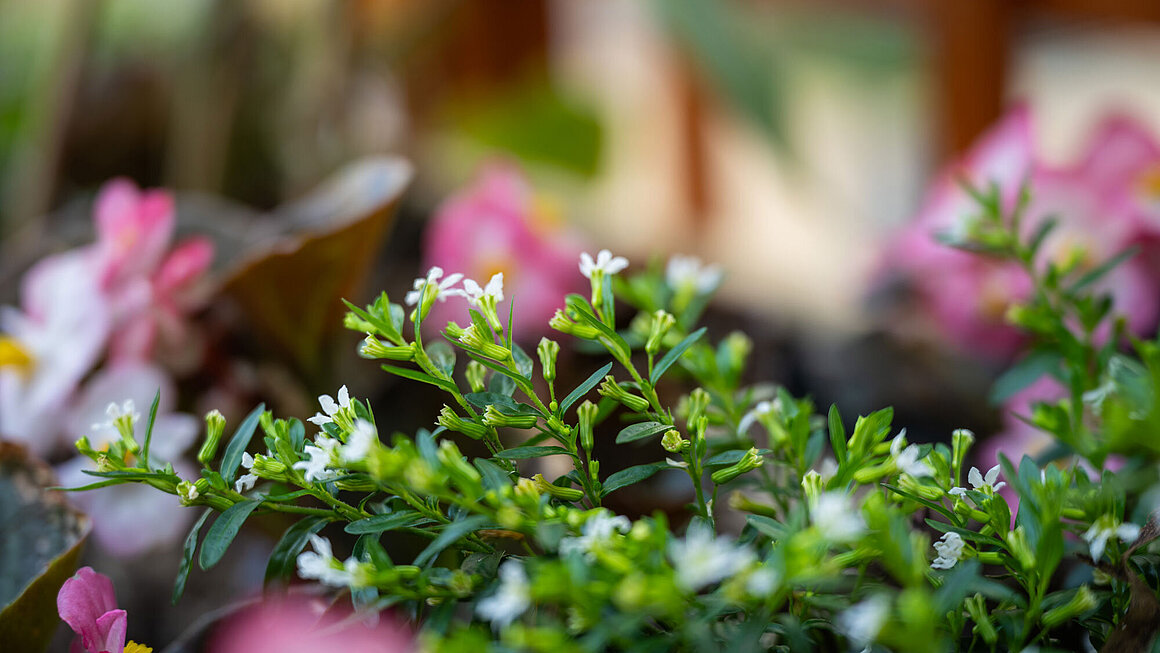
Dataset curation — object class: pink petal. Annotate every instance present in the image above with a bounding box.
[155,237,214,297]
[57,567,120,652]
[93,609,127,653]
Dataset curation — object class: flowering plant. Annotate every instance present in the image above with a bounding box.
[67,202,1160,652]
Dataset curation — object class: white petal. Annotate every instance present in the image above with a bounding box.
[241,451,254,468]
[605,255,629,274]
[579,252,595,278]
[337,385,350,407]
[318,394,338,416]
[463,278,483,297]
[968,466,984,488]
[485,273,504,299]
[984,465,1001,486]
[1118,523,1142,544]
[441,272,464,289]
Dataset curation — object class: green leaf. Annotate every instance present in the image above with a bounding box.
[1067,246,1139,293]
[427,341,457,377]
[380,364,460,394]
[173,508,212,604]
[141,389,161,468]
[465,392,540,416]
[746,515,789,541]
[198,500,261,570]
[615,421,669,444]
[828,404,847,464]
[345,511,428,535]
[495,446,571,460]
[990,350,1060,405]
[561,362,614,413]
[414,515,492,567]
[264,516,327,586]
[288,418,306,452]
[221,404,266,485]
[601,462,671,497]
[883,484,959,524]
[474,459,513,492]
[650,327,707,383]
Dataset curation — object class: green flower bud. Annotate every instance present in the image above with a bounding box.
[75,437,98,461]
[729,491,778,517]
[801,470,824,503]
[438,440,482,489]
[437,405,488,440]
[1042,585,1097,627]
[177,480,200,505]
[444,322,467,340]
[259,411,277,439]
[550,310,599,339]
[577,400,598,453]
[898,474,945,501]
[1005,526,1036,571]
[465,360,488,393]
[251,453,289,480]
[951,428,974,487]
[343,312,375,333]
[712,447,764,484]
[359,336,414,361]
[646,310,676,356]
[198,409,227,465]
[963,594,998,644]
[458,324,511,361]
[483,405,538,429]
[661,429,688,453]
[537,337,560,383]
[598,376,650,413]
[514,477,540,502]
[533,474,584,502]
[721,331,752,379]
[685,388,711,428]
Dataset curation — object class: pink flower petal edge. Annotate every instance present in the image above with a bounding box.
[57,566,127,653]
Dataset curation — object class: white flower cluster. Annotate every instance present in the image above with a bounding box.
[669,524,756,591]
[403,267,504,309]
[296,534,371,588]
[665,254,722,293]
[477,559,531,629]
[1083,517,1140,561]
[558,510,632,561]
[890,431,932,478]
[948,465,1006,498]
[931,531,965,570]
[579,249,628,279]
[810,492,865,543]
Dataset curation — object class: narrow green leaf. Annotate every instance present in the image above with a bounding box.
[1067,246,1139,293]
[173,508,212,604]
[198,500,261,570]
[650,327,707,383]
[704,448,771,466]
[264,516,327,586]
[560,362,614,412]
[345,511,427,535]
[615,421,669,444]
[380,364,459,394]
[600,462,670,497]
[220,404,265,485]
[990,350,1060,405]
[828,404,846,464]
[427,341,457,377]
[465,392,540,416]
[495,446,571,460]
[746,515,788,541]
[882,484,959,524]
[414,515,492,567]
[474,459,514,491]
[141,390,161,469]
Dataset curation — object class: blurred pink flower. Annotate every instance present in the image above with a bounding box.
[880,106,1160,359]
[207,596,414,653]
[420,163,585,340]
[57,363,198,556]
[57,566,127,653]
[91,179,214,366]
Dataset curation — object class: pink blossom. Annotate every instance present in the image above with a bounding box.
[207,596,414,653]
[420,163,585,340]
[880,106,1160,359]
[57,566,127,653]
[90,179,214,365]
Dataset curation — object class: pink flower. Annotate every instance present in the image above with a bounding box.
[90,179,214,365]
[880,106,1160,359]
[420,163,585,341]
[57,566,127,653]
[207,596,414,653]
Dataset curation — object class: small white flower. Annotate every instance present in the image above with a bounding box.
[297,534,353,587]
[307,385,350,427]
[559,510,632,560]
[817,458,839,483]
[405,266,464,306]
[669,523,756,591]
[579,249,628,279]
[477,559,530,629]
[746,566,780,596]
[737,400,775,435]
[931,532,965,570]
[234,451,258,492]
[666,457,689,469]
[340,419,377,463]
[838,594,890,650]
[1083,517,1141,561]
[890,431,932,478]
[949,465,1006,498]
[810,492,866,543]
[463,273,504,307]
[294,438,339,482]
[91,399,140,435]
[665,254,723,293]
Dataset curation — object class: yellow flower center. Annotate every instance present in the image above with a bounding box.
[1139,165,1160,200]
[125,642,153,653]
[0,336,34,371]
